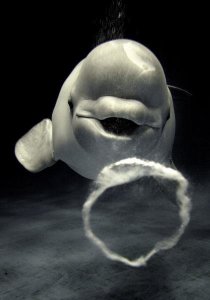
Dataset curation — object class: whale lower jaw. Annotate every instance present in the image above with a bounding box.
[100,117,139,136]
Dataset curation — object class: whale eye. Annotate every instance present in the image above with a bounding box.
[68,99,74,115]
[166,110,170,121]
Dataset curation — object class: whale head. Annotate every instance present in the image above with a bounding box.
[15,39,175,179]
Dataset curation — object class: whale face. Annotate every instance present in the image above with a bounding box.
[52,40,175,179]
[15,39,175,179]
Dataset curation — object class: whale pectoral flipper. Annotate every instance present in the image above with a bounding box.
[15,119,56,172]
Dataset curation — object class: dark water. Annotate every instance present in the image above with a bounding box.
[0,166,209,300]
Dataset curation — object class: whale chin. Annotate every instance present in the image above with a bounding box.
[100,117,139,136]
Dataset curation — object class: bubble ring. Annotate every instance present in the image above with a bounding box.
[82,158,191,267]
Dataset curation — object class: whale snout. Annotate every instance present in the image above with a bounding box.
[75,96,162,132]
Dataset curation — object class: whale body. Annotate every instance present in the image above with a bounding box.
[15,39,175,180]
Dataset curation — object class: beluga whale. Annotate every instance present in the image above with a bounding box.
[15,39,175,180]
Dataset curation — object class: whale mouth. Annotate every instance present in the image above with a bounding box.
[100,117,139,136]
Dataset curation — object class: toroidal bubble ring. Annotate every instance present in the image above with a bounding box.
[82,158,191,267]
